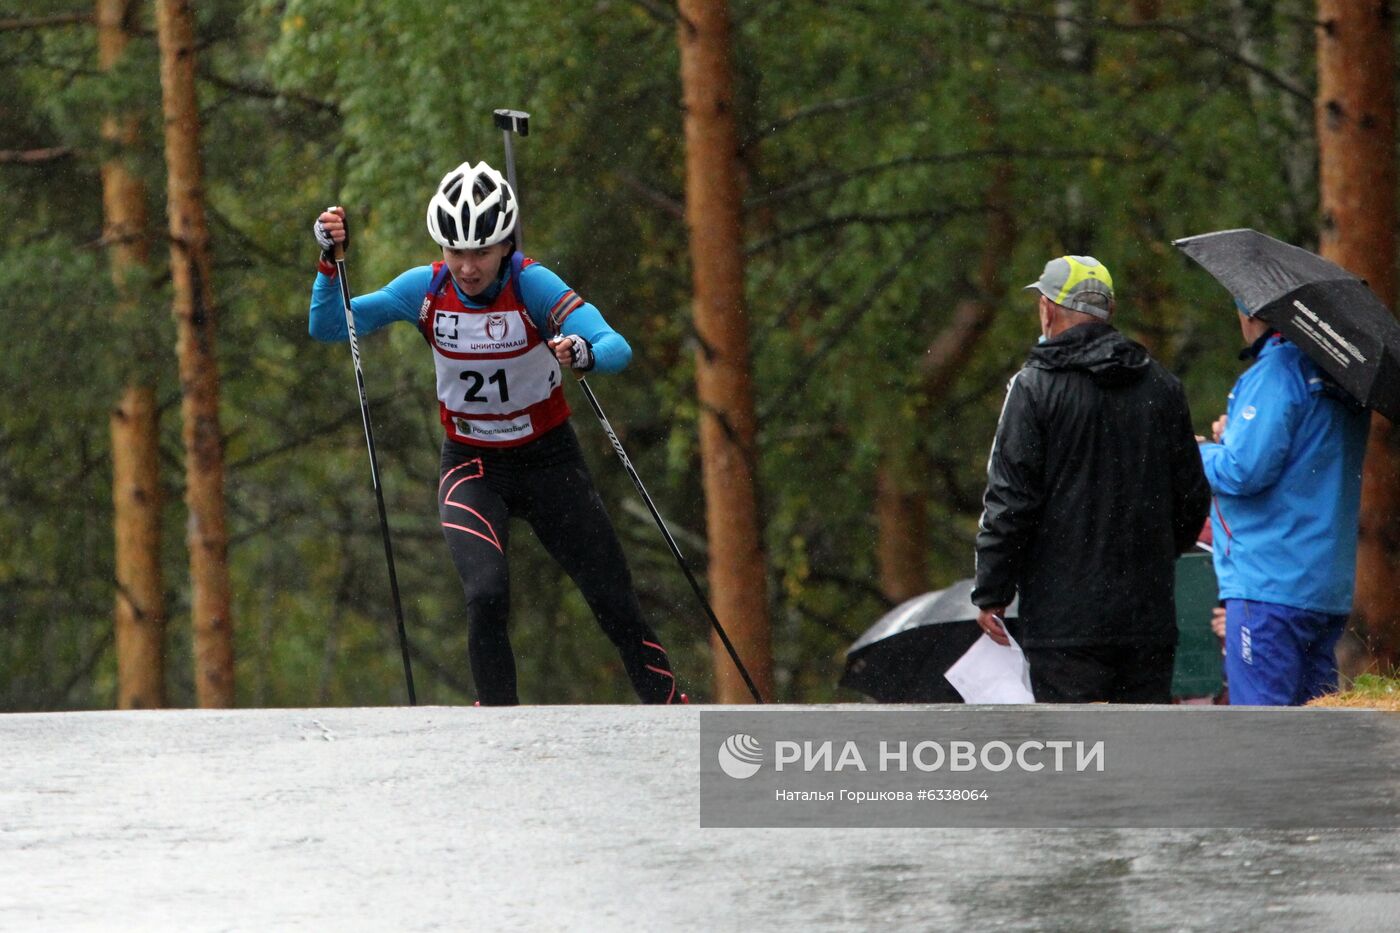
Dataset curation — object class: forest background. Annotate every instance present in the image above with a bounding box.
[2,0,1395,709]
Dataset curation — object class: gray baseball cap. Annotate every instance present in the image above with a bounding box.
[1025,255,1115,320]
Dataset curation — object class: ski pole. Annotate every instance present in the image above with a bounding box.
[492,108,765,703]
[333,240,418,706]
[573,373,767,704]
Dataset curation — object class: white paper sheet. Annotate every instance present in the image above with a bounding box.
[943,631,1035,704]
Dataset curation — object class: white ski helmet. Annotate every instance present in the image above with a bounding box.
[425,160,518,249]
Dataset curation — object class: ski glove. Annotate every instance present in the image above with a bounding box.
[312,207,348,262]
[554,334,595,371]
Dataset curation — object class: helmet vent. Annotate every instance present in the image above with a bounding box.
[473,174,497,205]
[442,174,464,205]
[436,208,459,245]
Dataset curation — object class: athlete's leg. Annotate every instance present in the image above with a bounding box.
[522,457,679,704]
[438,454,516,705]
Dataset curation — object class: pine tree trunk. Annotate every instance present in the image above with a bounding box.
[676,0,772,702]
[1317,0,1400,666]
[100,0,165,709]
[111,387,165,707]
[875,465,928,604]
[156,0,235,707]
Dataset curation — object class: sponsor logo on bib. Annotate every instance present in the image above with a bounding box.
[454,414,533,442]
[485,313,509,342]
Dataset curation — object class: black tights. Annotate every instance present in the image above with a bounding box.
[437,425,678,705]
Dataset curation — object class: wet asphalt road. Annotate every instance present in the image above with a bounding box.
[0,705,1396,931]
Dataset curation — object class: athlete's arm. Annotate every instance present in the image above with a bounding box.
[308,265,434,342]
[516,263,632,373]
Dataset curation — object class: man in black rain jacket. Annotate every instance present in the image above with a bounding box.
[972,256,1210,703]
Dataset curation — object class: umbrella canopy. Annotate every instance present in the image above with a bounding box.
[840,579,1018,703]
[1173,228,1400,421]
[842,554,1222,703]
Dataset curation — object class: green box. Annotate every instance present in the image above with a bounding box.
[1173,550,1223,699]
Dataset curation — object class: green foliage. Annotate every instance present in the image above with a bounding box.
[0,0,1386,708]
[0,238,115,709]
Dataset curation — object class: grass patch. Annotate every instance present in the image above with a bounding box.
[1308,673,1400,710]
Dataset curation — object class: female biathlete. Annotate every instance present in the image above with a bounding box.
[308,160,681,706]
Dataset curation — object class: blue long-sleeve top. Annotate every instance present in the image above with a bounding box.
[1199,335,1369,614]
[308,257,631,373]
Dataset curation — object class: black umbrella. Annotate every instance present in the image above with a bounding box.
[840,579,1019,703]
[1173,228,1400,421]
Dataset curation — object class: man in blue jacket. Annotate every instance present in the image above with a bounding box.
[1198,305,1369,706]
